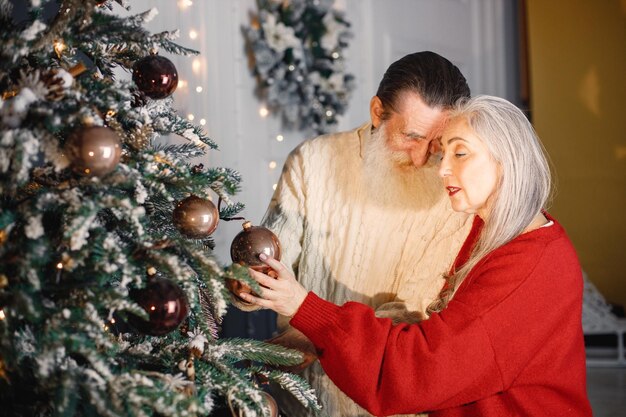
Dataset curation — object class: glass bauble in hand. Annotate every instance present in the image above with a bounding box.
[132,55,178,99]
[230,221,281,274]
[228,221,281,307]
[173,195,219,239]
[65,126,121,176]
[127,278,189,336]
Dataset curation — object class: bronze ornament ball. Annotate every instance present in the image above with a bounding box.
[126,278,189,336]
[65,126,121,177]
[132,55,178,99]
[173,195,219,239]
[261,391,279,417]
[230,221,281,274]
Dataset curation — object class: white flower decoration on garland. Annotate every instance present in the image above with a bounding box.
[244,0,355,135]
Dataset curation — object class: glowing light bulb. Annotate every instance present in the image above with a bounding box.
[192,58,202,74]
[53,40,66,56]
[272,183,278,191]
[276,134,284,142]
[199,118,206,126]
[269,161,277,169]
[0,309,5,320]
[259,106,269,117]
[195,86,203,93]
[188,114,195,121]
[189,30,198,40]
[177,80,187,88]
[178,0,193,9]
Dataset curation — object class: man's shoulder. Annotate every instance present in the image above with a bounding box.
[296,123,369,155]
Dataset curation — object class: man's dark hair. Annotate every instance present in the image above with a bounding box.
[375,51,470,120]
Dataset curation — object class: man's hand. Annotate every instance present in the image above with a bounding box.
[266,327,318,373]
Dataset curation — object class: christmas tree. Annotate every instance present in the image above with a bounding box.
[0,1,319,416]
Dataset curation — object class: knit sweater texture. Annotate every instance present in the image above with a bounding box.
[261,124,472,417]
[291,215,593,417]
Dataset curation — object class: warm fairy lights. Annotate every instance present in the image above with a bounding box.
[0,309,5,320]
[56,262,63,269]
[53,40,66,57]
[191,58,202,74]
[189,30,198,40]
[259,106,269,117]
[276,134,284,142]
[268,161,277,170]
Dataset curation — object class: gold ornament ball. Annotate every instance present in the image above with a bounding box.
[173,195,219,239]
[65,126,121,176]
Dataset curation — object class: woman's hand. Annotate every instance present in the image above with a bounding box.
[238,253,309,317]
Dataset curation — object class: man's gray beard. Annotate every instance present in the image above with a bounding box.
[362,124,442,210]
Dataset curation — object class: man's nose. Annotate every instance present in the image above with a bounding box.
[429,140,441,156]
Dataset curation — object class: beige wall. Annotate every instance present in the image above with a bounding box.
[526,0,626,307]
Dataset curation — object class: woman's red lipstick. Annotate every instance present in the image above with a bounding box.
[446,186,461,196]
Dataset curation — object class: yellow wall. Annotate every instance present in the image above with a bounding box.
[527,0,626,307]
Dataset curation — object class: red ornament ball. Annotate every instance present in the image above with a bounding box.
[127,278,189,336]
[132,55,178,99]
[173,195,219,239]
[64,126,121,177]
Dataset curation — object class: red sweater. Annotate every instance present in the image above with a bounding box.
[291,215,592,417]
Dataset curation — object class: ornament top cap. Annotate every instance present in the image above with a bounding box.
[242,221,252,230]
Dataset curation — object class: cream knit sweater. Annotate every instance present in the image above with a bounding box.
[262,124,472,417]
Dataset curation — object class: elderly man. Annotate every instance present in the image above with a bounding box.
[236,51,473,417]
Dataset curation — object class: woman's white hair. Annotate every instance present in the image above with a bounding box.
[428,95,553,313]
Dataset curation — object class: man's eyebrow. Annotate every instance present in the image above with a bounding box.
[403,131,427,139]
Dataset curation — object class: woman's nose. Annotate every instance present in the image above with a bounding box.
[438,158,450,178]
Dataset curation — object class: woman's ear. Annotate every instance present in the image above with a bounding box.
[370,96,384,128]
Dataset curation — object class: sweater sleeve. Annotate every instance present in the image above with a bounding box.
[291,292,504,416]
[261,144,307,327]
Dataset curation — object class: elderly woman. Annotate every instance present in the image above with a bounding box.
[239,96,592,417]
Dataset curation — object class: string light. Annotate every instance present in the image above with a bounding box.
[199,118,206,126]
[177,80,187,89]
[56,262,63,269]
[192,58,202,74]
[0,309,5,320]
[195,86,203,93]
[276,134,284,142]
[259,106,269,117]
[178,0,193,9]
[189,30,198,40]
[272,183,277,190]
[53,40,66,57]
[268,161,277,169]
[187,114,195,121]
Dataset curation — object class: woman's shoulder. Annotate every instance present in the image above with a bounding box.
[453,215,581,311]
